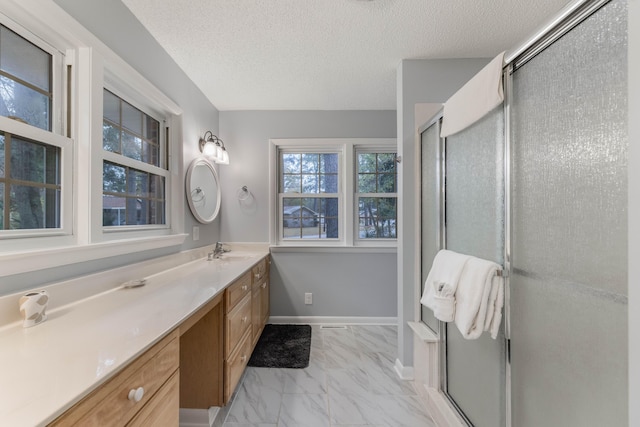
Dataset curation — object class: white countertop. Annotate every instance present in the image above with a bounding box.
[0,246,269,427]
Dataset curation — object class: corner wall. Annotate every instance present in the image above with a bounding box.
[396,58,489,369]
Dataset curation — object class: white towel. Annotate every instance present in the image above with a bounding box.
[440,51,506,137]
[454,256,504,339]
[420,250,471,322]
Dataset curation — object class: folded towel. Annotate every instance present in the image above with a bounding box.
[420,250,471,322]
[454,256,504,339]
[431,281,456,322]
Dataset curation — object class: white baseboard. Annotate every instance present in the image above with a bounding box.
[268,316,397,325]
[394,358,415,380]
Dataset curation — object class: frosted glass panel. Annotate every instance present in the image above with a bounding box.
[445,106,504,427]
[510,0,627,425]
[420,122,441,332]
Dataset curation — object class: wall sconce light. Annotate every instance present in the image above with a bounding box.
[199,131,229,165]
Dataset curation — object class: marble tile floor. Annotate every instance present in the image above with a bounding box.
[221,325,436,427]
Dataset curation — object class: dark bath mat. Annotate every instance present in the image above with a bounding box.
[248,324,312,368]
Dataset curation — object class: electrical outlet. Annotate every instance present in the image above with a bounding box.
[305,293,313,305]
[193,226,200,241]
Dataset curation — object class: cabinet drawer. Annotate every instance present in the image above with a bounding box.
[224,328,253,402]
[51,331,179,426]
[252,258,268,285]
[127,370,179,427]
[225,293,251,356]
[225,271,251,311]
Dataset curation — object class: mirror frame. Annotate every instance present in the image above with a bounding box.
[185,158,221,224]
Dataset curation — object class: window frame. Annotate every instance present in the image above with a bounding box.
[0,14,73,248]
[269,138,397,248]
[100,86,170,232]
[354,147,398,244]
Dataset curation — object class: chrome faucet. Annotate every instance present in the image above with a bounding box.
[209,241,229,260]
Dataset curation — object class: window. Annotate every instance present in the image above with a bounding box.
[102,89,167,228]
[280,152,340,240]
[0,22,70,235]
[0,2,185,276]
[271,138,396,247]
[356,151,397,239]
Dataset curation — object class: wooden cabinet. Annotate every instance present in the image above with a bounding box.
[251,256,270,346]
[223,270,253,403]
[51,252,271,424]
[50,331,180,427]
[223,254,271,403]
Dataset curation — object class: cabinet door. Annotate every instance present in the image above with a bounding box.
[252,286,261,345]
[259,280,269,327]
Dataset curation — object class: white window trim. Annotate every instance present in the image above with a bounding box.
[269,138,397,248]
[0,0,186,278]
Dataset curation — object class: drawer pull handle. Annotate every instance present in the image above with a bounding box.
[242,285,248,291]
[241,355,247,362]
[254,273,261,279]
[242,316,248,323]
[261,283,267,289]
[128,386,144,403]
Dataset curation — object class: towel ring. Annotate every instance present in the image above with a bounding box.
[237,185,253,201]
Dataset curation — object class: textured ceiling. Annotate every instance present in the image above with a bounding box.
[122,0,570,111]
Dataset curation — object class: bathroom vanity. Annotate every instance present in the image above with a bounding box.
[0,246,270,426]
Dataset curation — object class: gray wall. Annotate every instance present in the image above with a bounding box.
[396,58,489,367]
[218,111,398,319]
[1,1,221,295]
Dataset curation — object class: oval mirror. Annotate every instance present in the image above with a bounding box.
[186,158,221,224]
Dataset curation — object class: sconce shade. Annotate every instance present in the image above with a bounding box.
[199,131,230,164]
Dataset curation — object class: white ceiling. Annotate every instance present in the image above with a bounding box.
[121,0,570,111]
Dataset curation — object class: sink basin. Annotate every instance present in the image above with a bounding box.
[212,252,257,262]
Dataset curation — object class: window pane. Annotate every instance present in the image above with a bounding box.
[103,122,120,152]
[103,162,126,193]
[282,197,338,239]
[122,131,142,161]
[358,197,397,238]
[377,153,396,173]
[143,115,159,141]
[103,90,120,124]
[301,174,319,193]
[282,153,300,173]
[142,139,159,166]
[378,173,396,193]
[319,153,338,173]
[358,173,376,193]
[358,153,376,173]
[103,195,126,226]
[10,137,59,184]
[0,25,50,92]
[282,174,301,193]
[10,185,59,229]
[122,100,142,134]
[0,75,50,130]
[301,153,318,173]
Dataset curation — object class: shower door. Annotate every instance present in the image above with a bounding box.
[420,118,444,333]
[443,106,506,427]
[509,0,628,425]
